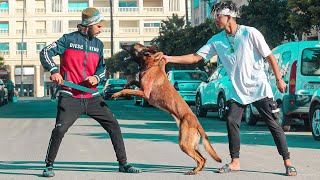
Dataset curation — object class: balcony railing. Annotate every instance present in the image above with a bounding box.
[0,50,9,56]
[36,50,41,54]
[143,27,160,33]
[68,28,78,33]
[119,27,139,33]
[35,8,46,13]
[16,8,24,13]
[16,29,27,34]
[143,7,163,13]
[96,7,110,13]
[0,29,9,34]
[118,7,139,13]
[102,28,111,33]
[36,29,46,34]
[0,8,9,13]
[103,49,111,57]
[68,7,86,12]
[16,50,27,55]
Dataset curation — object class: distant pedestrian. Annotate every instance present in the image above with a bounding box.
[6,79,14,102]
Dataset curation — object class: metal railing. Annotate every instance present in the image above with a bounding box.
[143,7,163,13]
[16,8,24,13]
[143,27,160,33]
[16,50,27,55]
[35,8,46,13]
[68,7,86,12]
[36,29,46,34]
[0,8,8,13]
[119,27,139,33]
[0,50,9,56]
[0,29,9,34]
[68,28,78,33]
[16,29,27,34]
[103,49,111,57]
[97,7,110,13]
[118,7,139,13]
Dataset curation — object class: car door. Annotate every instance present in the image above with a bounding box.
[211,67,228,105]
[202,66,222,105]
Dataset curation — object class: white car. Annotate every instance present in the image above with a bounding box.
[195,65,232,120]
[309,89,320,141]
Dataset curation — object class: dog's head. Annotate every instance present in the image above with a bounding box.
[121,43,160,66]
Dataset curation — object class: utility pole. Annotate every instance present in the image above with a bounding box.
[20,0,26,97]
[109,0,114,56]
[185,0,190,26]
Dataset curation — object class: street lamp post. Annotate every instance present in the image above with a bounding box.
[109,0,114,56]
[20,0,26,97]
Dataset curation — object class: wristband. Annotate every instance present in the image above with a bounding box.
[276,78,282,82]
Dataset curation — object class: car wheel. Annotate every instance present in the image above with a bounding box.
[310,104,320,141]
[244,105,257,125]
[218,94,227,121]
[134,96,140,106]
[141,98,148,107]
[278,103,291,132]
[195,95,207,117]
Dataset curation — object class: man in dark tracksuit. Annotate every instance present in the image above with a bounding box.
[40,7,141,177]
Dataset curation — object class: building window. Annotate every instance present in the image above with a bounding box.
[0,43,9,56]
[144,22,161,27]
[17,42,27,55]
[52,20,62,33]
[52,0,62,12]
[68,2,88,12]
[16,21,27,34]
[36,21,46,34]
[36,42,46,54]
[119,1,138,7]
[0,23,9,34]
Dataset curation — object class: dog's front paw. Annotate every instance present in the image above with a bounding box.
[111,92,122,99]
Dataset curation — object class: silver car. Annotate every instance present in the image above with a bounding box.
[167,70,208,105]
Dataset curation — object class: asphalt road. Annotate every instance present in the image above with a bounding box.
[0,97,319,180]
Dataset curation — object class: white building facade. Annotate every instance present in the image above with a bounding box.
[0,0,191,97]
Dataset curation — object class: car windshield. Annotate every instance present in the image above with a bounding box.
[301,48,320,76]
[174,71,207,80]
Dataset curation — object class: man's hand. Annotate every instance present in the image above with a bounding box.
[276,79,286,93]
[50,73,63,85]
[162,55,170,64]
[86,76,98,86]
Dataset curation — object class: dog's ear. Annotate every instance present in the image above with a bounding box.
[146,46,159,53]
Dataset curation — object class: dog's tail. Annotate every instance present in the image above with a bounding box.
[197,125,222,163]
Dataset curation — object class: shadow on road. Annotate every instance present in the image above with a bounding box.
[0,160,285,176]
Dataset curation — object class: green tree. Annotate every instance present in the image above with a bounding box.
[288,0,320,39]
[152,14,218,70]
[238,0,295,48]
[0,56,8,70]
[104,50,138,76]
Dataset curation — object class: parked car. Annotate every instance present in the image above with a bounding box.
[133,86,149,107]
[308,89,320,141]
[103,79,130,100]
[268,41,320,131]
[167,70,208,105]
[195,65,232,120]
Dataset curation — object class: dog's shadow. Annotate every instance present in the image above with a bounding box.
[0,161,284,177]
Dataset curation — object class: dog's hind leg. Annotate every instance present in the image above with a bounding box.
[179,125,205,175]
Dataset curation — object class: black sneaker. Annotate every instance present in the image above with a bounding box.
[43,166,55,177]
[119,163,142,173]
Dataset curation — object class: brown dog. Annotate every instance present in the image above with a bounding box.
[112,43,222,175]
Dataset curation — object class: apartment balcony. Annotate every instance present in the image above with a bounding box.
[16,50,27,56]
[103,49,111,57]
[0,8,8,14]
[16,8,24,13]
[119,27,139,33]
[96,7,110,13]
[143,27,160,34]
[16,29,27,34]
[36,29,47,34]
[0,29,8,35]
[35,8,46,13]
[0,50,9,56]
[143,7,163,13]
[118,7,139,13]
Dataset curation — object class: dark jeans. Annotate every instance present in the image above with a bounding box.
[226,98,290,160]
[45,94,127,165]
